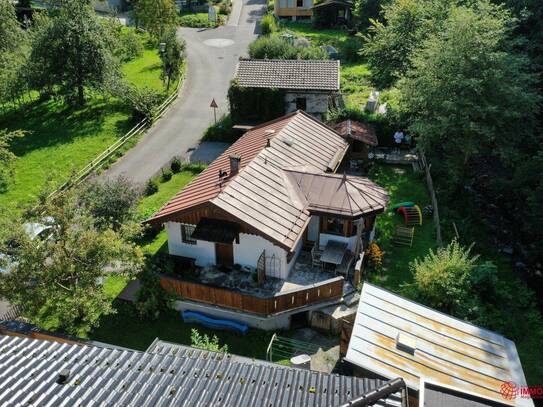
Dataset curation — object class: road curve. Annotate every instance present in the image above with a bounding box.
[104,0,266,185]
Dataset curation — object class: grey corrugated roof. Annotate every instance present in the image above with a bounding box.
[423,382,512,407]
[345,283,533,407]
[0,335,402,406]
[235,59,340,91]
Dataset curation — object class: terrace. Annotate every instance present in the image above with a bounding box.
[159,250,355,316]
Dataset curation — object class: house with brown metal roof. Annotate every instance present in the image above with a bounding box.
[148,111,388,329]
[233,59,341,120]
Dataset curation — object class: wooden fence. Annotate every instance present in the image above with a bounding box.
[48,76,184,199]
[159,275,344,316]
[418,148,443,247]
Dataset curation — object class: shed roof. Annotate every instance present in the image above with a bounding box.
[235,59,340,91]
[334,120,378,146]
[0,335,403,407]
[345,283,533,407]
[284,170,389,218]
[422,382,513,407]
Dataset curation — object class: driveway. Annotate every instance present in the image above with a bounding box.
[104,0,266,185]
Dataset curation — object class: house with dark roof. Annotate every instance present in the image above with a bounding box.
[233,59,341,120]
[345,283,533,407]
[147,111,388,329]
[0,334,408,406]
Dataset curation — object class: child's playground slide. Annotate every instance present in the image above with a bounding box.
[394,203,423,226]
[182,310,249,334]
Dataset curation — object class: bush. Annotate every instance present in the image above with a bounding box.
[203,115,239,142]
[170,157,182,173]
[125,86,164,121]
[260,14,277,35]
[249,36,298,59]
[136,262,173,320]
[117,29,144,62]
[161,169,173,182]
[339,37,362,62]
[144,179,159,196]
[79,176,141,231]
[191,328,229,353]
[218,2,231,15]
[178,13,216,28]
[299,46,329,60]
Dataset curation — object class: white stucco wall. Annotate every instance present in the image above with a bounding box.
[166,222,216,267]
[285,92,330,118]
[233,233,289,279]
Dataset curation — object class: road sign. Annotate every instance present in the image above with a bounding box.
[210,98,218,123]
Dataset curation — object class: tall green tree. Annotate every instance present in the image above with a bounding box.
[29,0,115,105]
[361,0,451,88]
[0,0,21,52]
[134,0,178,41]
[353,0,390,31]
[397,1,540,185]
[160,28,185,91]
[0,190,144,336]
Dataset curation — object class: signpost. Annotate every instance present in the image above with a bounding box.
[210,98,218,124]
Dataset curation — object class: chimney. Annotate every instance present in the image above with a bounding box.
[229,154,241,176]
[396,332,416,355]
[265,129,275,147]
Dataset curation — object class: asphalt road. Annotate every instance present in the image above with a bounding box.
[104,0,266,185]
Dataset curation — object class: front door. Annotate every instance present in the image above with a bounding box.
[215,243,234,267]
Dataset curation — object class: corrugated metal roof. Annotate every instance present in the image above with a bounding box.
[235,59,340,91]
[0,335,402,406]
[345,284,533,407]
[423,382,512,407]
[284,171,389,218]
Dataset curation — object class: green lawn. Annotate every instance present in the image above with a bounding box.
[90,300,275,357]
[0,36,167,214]
[276,23,372,110]
[121,48,164,93]
[368,164,437,289]
[103,274,130,300]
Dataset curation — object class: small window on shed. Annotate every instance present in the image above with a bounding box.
[181,224,197,245]
[295,97,307,111]
[296,0,304,7]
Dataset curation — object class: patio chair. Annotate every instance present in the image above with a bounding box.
[311,244,323,269]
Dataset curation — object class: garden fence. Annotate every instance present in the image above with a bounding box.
[418,148,443,247]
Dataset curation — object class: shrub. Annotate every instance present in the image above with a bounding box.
[170,157,182,173]
[178,13,216,28]
[249,36,298,59]
[136,263,173,320]
[118,29,144,62]
[408,240,478,315]
[203,115,238,142]
[218,2,231,15]
[260,14,277,35]
[299,46,329,60]
[144,179,159,196]
[339,37,362,62]
[79,176,141,231]
[191,328,229,353]
[161,169,173,182]
[125,86,164,121]
[365,241,383,273]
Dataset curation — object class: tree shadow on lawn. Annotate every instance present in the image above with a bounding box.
[1,98,134,157]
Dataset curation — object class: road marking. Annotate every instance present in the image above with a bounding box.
[203,38,235,48]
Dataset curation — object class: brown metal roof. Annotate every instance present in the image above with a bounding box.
[346,283,533,407]
[235,59,340,91]
[147,113,296,224]
[211,112,349,249]
[284,171,389,218]
[334,120,378,146]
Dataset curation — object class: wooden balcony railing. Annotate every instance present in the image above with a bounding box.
[159,275,344,316]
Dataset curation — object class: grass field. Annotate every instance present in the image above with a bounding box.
[277,23,373,110]
[368,164,437,289]
[91,300,275,357]
[0,36,168,214]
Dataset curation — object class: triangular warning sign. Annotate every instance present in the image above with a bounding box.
[210,98,218,108]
